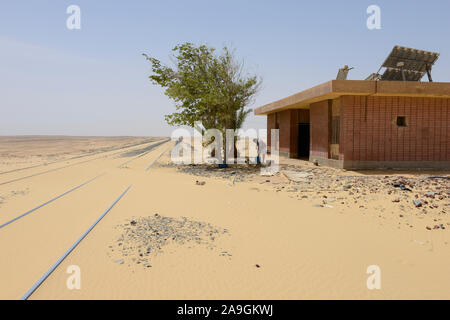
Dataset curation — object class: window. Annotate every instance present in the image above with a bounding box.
[396,116,407,127]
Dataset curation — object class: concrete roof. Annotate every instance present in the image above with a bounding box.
[254,80,450,115]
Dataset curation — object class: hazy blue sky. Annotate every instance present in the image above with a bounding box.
[1,0,449,136]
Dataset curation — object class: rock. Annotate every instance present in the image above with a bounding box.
[255,264,261,268]
[196,180,206,186]
[393,184,412,192]
[282,170,313,182]
[110,215,228,269]
[413,200,422,208]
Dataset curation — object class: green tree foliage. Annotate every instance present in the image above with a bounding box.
[143,43,261,134]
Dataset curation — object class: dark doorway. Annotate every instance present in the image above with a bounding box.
[297,123,310,158]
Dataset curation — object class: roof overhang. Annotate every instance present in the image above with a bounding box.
[254,80,450,115]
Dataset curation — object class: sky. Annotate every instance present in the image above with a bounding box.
[1,0,449,136]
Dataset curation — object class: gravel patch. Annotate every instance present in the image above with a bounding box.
[108,214,229,268]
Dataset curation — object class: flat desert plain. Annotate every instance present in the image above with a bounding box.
[0,136,449,300]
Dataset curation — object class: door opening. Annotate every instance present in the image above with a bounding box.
[297,123,310,159]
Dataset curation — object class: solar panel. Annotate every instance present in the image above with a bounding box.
[366,46,440,82]
[380,68,424,82]
[381,46,439,73]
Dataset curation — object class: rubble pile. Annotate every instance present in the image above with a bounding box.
[108,214,229,268]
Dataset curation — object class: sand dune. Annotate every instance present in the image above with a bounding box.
[0,137,449,299]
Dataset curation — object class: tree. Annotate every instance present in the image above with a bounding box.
[143,43,261,163]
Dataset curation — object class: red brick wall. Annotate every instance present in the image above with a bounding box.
[267,113,276,150]
[290,109,310,158]
[341,96,450,162]
[310,100,330,159]
[267,109,310,157]
[277,110,292,155]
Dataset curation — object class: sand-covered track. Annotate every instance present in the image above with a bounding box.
[21,185,132,300]
[0,174,104,229]
[117,138,170,168]
[0,139,168,186]
[0,139,170,229]
[0,140,174,299]
[0,138,159,176]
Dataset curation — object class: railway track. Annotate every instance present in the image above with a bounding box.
[21,185,132,300]
[0,173,105,229]
[0,139,171,229]
[0,139,174,299]
[0,138,168,186]
[0,138,158,176]
[117,138,170,168]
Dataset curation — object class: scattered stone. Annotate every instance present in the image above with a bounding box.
[196,180,206,186]
[393,184,412,192]
[413,200,422,208]
[282,170,313,182]
[109,215,228,268]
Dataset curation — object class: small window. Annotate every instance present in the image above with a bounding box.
[396,116,407,127]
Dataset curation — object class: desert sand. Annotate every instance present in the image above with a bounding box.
[0,136,449,300]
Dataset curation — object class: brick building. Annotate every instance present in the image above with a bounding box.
[254,80,450,169]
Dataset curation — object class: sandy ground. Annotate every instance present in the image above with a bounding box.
[0,136,159,173]
[0,137,449,300]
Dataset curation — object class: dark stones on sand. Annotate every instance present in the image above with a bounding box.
[109,215,229,269]
[413,200,422,208]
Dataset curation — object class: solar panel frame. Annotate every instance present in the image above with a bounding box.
[380,68,425,82]
[381,46,439,73]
